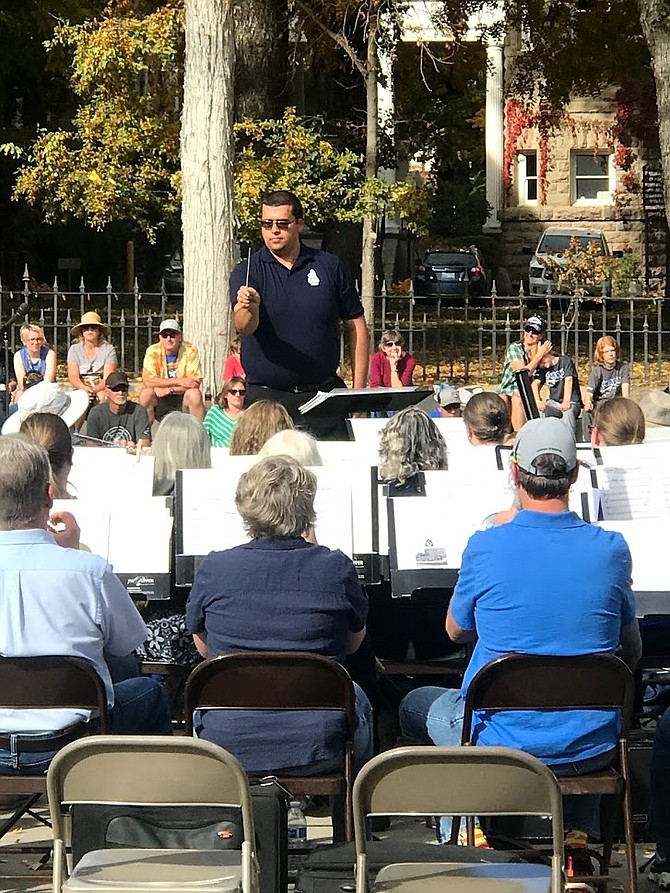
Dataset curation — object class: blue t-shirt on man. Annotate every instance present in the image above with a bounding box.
[229,244,364,390]
[451,509,636,765]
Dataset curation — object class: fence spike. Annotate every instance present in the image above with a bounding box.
[491,279,497,298]
[517,281,524,298]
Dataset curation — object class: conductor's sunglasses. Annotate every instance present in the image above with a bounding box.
[260,219,294,230]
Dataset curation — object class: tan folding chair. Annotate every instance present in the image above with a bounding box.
[0,655,108,843]
[462,652,637,893]
[184,651,356,840]
[353,745,564,893]
[47,735,260,893]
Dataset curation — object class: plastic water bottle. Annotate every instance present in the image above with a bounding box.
[287,799,307,848]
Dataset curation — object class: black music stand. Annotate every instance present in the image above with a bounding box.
[299,387,433,420]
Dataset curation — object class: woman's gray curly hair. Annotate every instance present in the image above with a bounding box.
[378,406,448,484]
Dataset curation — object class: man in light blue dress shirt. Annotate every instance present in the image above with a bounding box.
[0,434,172,774]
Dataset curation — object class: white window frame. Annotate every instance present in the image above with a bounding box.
[572,151,615,205]
[517,151,538,205]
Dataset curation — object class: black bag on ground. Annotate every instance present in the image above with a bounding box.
[294,839,523,893]
[71,780,288,893]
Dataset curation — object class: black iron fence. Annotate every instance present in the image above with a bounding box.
[374,288,669,387]
[4,268,669,386]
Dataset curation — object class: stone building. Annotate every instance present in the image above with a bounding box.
[499,35,665,295]
[396,2,666,295]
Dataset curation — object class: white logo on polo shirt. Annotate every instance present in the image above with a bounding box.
[307,269,320,286]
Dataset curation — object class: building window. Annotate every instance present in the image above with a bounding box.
[573,152,614,204]
[518,152,538,204]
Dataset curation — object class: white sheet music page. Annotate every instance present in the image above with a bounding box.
[598,519,667,591]
[391,472,514,570]
[52,499,111,560]
[108,500,173,573]
[312,467,353,557]
[70,447,155,501]
[594,464,670,520]
[180,468,247,555]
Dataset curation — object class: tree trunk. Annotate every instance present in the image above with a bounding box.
[181,0,236,398]
[233,0,286,121]
[361,9,379,328]
[639,0,670,232]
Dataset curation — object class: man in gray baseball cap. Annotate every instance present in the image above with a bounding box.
[400,415,641,863]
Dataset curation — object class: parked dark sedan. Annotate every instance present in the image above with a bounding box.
[413,250,488,299]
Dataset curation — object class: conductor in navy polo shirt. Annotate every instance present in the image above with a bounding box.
[230,189,369,439]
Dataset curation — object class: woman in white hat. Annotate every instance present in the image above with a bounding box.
[1,381,90,436]
[67,311,118,404]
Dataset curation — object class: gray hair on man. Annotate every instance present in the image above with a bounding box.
[0,434,50,530]
[235,455,317,539]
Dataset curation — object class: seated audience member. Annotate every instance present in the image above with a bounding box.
[369,329,416,388]
[463,392,512,446]
[585,336,630,412]
[228,399,294,456]
[532,347,583,435]
[152,412,211,497]
[430,384,463,418]
[590,396,645,447]
[638,389,670,429]
[399,417,641,861]
[257,428,323,466]
[2,381,89,435]
[13,323,57,401]
[185,456,372,783]
[0,435,172,774]
[67,312,118,408]
[20,413,74,499]
[86,371,151,448]
[139,318,205,425]
[497,314,553,430]
[379,405,448,494]
[222,335,244,381]
[203,376,245,448]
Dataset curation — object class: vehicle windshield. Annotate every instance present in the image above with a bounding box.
[425,252,477,266]
[538,234,605,253]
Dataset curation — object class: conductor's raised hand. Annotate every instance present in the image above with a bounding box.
[236,286,260,311]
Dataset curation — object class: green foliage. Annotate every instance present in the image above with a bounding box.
[394,40,488,237]
[10,3,184,241]
[438,0,649,110]
[437,0,649,113]
[611,251,642,298]
[540,237,615,298]
[234,108,430,243]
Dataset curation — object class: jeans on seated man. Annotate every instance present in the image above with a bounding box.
[399,417,642,860]
[0,435,172,775]
[643,708,670,888]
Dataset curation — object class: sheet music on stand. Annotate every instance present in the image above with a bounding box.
[386,471,512,596]
[70,447,155,501]
[593,462,670,520]
[52,497,173,599]
[175,466,355,587]
[598,519,670,616]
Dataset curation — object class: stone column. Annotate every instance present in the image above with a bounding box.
[484,41,504,231]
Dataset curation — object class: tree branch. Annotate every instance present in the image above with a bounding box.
[292,0,366,77]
